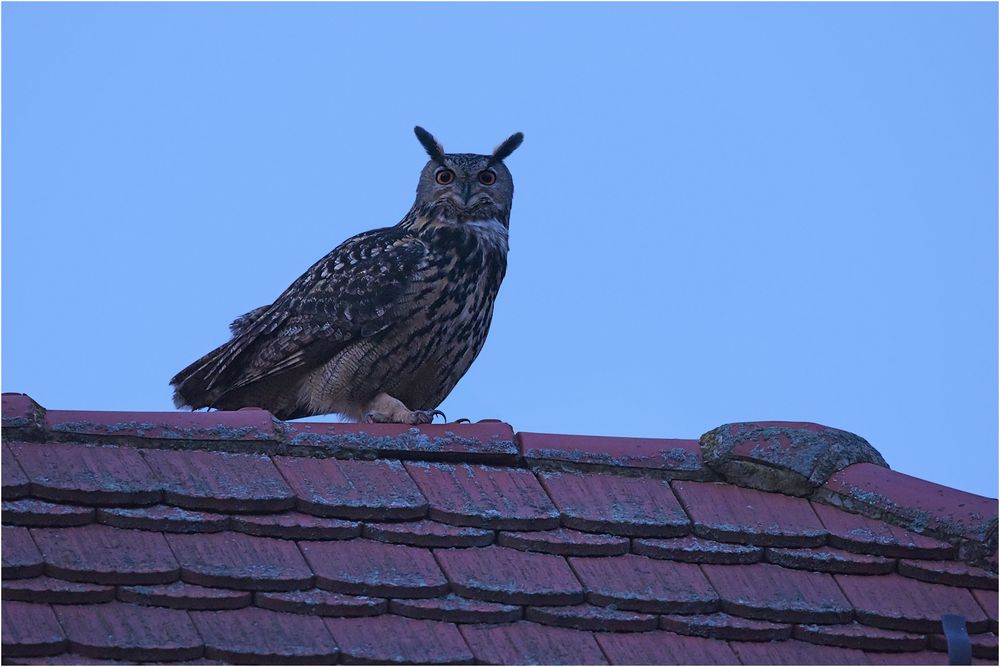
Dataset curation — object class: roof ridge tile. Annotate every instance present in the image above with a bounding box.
[816,463,998,570]
[699,421,888,496]
[519,431,707,478]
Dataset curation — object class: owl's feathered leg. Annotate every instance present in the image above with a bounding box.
[362,392,445,425]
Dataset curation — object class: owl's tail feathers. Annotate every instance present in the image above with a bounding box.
[169,341,236,411]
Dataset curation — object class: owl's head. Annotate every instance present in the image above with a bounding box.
[412,127,523,223]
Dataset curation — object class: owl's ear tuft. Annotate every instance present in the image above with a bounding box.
[414,126,447,165]
[488,132,524,166]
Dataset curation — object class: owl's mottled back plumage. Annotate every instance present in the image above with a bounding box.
[170,127,523,423]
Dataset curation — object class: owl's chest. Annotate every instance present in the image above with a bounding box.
[382,224,507,398]
[413,237,506,334]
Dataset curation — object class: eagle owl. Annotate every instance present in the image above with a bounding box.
[170,127,523,424]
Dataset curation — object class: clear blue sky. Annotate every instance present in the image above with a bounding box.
[3,3,996,497]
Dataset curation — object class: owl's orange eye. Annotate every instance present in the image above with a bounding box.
[435,169,455,185]
[478,170,497,186]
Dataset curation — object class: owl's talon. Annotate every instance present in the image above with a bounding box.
[411,409,446,424]
[453,417,471,424]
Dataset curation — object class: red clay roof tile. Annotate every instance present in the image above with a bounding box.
[324,615,475,665]
[793,622,927,652]
[300,538,449,598]
[274,456,428,520]
[595,629,740,665]
[97,505,228,533]
[836,572,991,633]
[928,631,998,659]
[2,576,115,605]
[2,393,46,433]
[972,588,998,632]
[899,558,998,589]
[2,442,30,499]
[363,519,494,548]
[1,653,188,665]
[390,595,522,624]
[659,612,792,641]
[8,441,160,506]
[1,602,67,658]
[821,462,999,544]
[141,448,293,513]
[525,604,658,632]
[190,607,339,664]
[865,651,996,665]
[436,545,584,605]
[863,650,951,664]
[2,525,44,579]
[518,432,704,475]
[118,581,251,610]
[766,545,896,574]
[569,554,719,614]
[167,531,313,591]
[3,499,94,527]
[256,589,387,617]
[230,512,361,541]
[54,602,203,661]
[285,421,518,464]
[632,535,763,564]
[811,500,957,559]
[674,480,828,547]
[45,408,277,444]
[497,527,629,556]
[701,562,853,624]
[729,638,869,665]
[538,470,690,537]
[404,461,560,529]
[460,621,607,665]
[31,524,178,585]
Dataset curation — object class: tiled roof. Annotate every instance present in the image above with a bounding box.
[2,392,997,665]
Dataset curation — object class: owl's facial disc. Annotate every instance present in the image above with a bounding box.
[417,153,513,222]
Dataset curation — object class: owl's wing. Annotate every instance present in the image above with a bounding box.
[173,227,428,403]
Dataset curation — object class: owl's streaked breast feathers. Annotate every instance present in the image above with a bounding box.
[171,127,523,423]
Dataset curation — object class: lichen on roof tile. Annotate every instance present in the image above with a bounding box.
[405,461,559,530]
[1,602,67,658]
[8,441,161,506]
[45,408,277,443]
[141,448,294,513]
[519,431,704,474]
[274,456,428,521]
[3,499,94,528]
[284,420,518,463]
[31,524,179,585]
[498,527,629,557]
[2,576,115,606]
[300,538,449,598]
[256,589,387,617]
[166,531,313,591]
[569,554,719,614]
[436,545,584,606]
[97,505,228,533]
[674,480,828,547]
[538,470,690,537]
[820,463,999,546]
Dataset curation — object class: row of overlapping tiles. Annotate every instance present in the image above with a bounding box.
[6,597,997,665]
[4,396,997,550]
[3,438,995,567]
[2,438,997,662]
